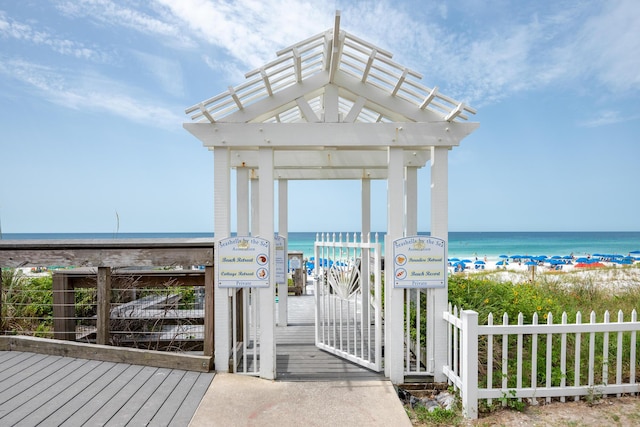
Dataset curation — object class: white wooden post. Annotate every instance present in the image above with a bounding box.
[258,147,276,379]
[461,310,479,419]
[361,178,371,331]
[430,146,449,380]
[405,167,418,235]
[214,147,231,372]
[386,146,405,383]
[237,168,249,235]
[251,176,259,235]
[278,179,288,326]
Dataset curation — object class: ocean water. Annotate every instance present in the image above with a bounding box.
[3,231,639,262]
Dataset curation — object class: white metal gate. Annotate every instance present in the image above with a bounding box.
[314,233,383,371]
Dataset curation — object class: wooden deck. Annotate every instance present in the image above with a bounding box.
[0,350,214,426]
[0,286,382,425]
[275,294,384,381]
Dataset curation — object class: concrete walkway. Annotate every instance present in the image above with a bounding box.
[189,373,412,427]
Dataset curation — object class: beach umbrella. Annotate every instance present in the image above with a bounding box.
[474,260,485,265]
[575,262,605,268]
[496,260,508,266]
[499,255,509,259]
[449,258,460,262]
[462,259,472,263]
[575,257,590,263]
[525,261,537,266]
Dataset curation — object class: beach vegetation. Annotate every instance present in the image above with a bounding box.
[442,268,640,409]
[1,268,201,350]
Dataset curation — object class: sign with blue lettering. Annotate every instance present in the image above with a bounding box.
[217,236,270,288]
[393,236,446,288]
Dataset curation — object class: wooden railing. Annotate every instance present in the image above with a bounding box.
[0,239,215,371]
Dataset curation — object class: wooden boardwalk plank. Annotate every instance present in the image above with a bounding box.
[0,352,54,387]
[0,351,214,426]
[125,369,188,426]
[149,370,200,426]
[46,362,130,425]
[168,372,215,427]
[104,367,174,427]
[60,364,146,426]
[0,357,90,425]
[0,354,71,404]
[26,360,121,425]
[83,365,159,426]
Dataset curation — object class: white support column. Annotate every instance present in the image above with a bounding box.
[251,175,259,236]
[406,167,418,235]
[430,146,449,381]
[278,179,288,327]
[386,147,405,383]
[258,147,276,380]
[213,147,231,372]
[361,178,371,333]
[237,168,249,236]
[323,83,340,122]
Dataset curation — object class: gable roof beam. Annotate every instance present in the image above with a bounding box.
[392,69,409,96]
[198,103,216,123]
[221,72,329,123]
[344,32,393,59]
[444,103,465,122]
[228,86,244,110]
[361,49,377,83]
[420,86,438,110]
[260,69,273,96]
[295,96,321,122]
[329,12,343,83]
[292,48,303,83]
[334,71,439,122]
[343,96,366,122]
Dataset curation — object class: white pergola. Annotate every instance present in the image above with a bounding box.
[184,12,478,383]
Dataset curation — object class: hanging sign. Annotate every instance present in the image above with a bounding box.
[217,236,270,288]
[275,235,286,285]
[393,236,446,288]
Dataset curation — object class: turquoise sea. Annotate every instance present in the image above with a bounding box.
[3,232,640,262]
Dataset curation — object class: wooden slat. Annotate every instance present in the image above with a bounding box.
[0,357,89,424]
[150,370,200,426]
[125,369,188,426]
[39,361,126,425]
[0,335,213,372]
[168,372,216,426]
[5,359,108,425]
[0,239,215,268]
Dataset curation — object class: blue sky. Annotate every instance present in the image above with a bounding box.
[1,0,638,234]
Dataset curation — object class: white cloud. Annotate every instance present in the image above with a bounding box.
[130,50,185,98]
[0,11,108,61]
[571,0,640,94]
[55,0,195,48]
[0,58,183,130]
[578,110,638,128]
[156,0,334,69]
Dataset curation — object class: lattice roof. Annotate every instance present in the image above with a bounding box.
[184,12,478,180]
[185,12,475,125]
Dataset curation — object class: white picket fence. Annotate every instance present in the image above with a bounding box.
[443,304,640,419]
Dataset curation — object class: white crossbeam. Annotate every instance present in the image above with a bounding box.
[228,86,243,110]
[444,103,464,122]
[198,103,216,123]
[295,97,321,122]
